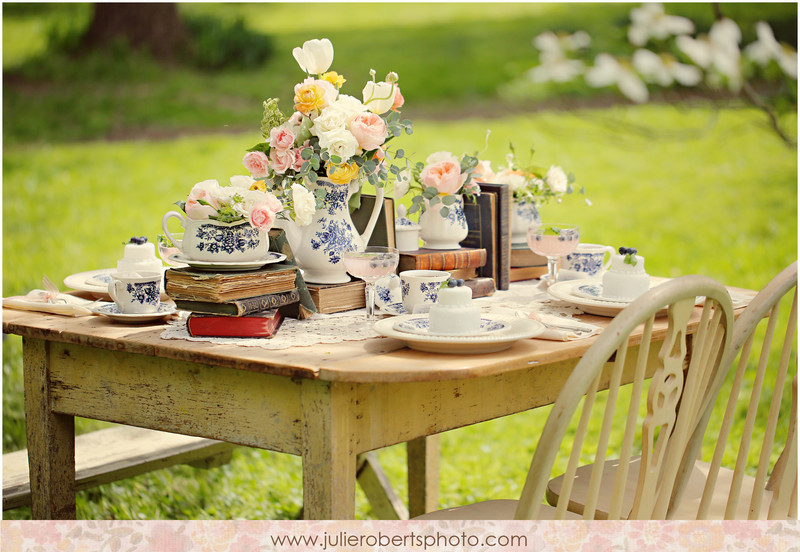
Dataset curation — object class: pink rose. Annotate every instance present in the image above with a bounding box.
[349,112,387,152]
[185,198,217,220]
[269,126,295,150]
[420,159,466,195]
[243,151,270,178]
[269,148,294,175]
[249,202,276,230]
[392,86,405,111]
[263,190,283,213]
[472,160,495,183]
[292,148,306,171]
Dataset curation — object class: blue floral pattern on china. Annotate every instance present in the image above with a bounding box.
[446,202,467,227]
[125,281,160,306]
[566,252,605,276]
[576,283,602,298]
[310,218,355,265]
[420,282,439,303]
[394,316,509,336]
[194,223,261,256]
[401,281,410,299]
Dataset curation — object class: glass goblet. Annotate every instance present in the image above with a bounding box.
[527,223,580,287]
[157,233,184,266]
[342,246,400,321]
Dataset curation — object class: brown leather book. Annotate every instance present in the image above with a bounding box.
[464,277,497,298]
[307,280,366,314]
[398,248,487,272]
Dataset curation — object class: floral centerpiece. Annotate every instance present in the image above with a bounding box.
[240,38,413,284]
[404,151,481,250]
[243,37,411,226]
[474,144,584,244]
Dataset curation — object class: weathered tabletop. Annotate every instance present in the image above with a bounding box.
[1,298,728,520]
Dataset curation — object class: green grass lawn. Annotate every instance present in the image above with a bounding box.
[2,2,797,520]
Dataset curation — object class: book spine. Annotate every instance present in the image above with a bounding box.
[398,249,487,271]
[462,193,497,283]
[479,183,511,290]
[174,289,299,316]
[187,310,284,338]
[509,265,549,282]
[464,277,496,298]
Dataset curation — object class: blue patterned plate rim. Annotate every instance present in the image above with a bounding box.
[168,252,286,270]
[379,302,406,316]
[393,315,511,337]
[93,302,176,323]
[572,282,638,303]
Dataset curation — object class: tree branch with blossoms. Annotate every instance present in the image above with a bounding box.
[512,3,797,148]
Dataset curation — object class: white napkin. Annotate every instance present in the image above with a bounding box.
[530,311,601,341]
[486,306,600,341]
[3,290,98,317]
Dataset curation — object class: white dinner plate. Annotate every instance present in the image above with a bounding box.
[64,268,118,298]
[92,302,177,324]
[393,315,512,337]
[374,315,545,354]
[168,252,286,271]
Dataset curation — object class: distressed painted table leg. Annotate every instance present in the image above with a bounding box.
[301,380,357,519]
[407,434,441,517]
[23,338,76,519]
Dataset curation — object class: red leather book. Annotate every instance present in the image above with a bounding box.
[186,309,284,338]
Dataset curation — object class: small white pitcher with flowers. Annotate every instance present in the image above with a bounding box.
[406,151,480,250]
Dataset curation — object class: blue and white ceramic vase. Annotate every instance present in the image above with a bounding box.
[162,212,268,262]
[511,200,541,245]
[276,178,384,284]
[419,194,468,250]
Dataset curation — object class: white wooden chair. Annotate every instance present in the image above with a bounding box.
[671,261,798,519]
[415,275,733,520]
[547,262,798,520]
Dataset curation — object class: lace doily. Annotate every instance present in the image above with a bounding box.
[160,280,588,349]
[161,309,382,350]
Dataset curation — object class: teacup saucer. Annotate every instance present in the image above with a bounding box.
[393,315,511,337]
[168,252,286,271]
[93,302,177,324]
[572,282,634,303]
[379,302,406,316]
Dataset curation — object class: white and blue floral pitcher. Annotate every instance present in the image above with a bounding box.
[277,178,384,284]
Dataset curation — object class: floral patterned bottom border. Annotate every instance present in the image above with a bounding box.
[2,520,798,551]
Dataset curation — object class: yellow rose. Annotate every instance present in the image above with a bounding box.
[249,180,267,192]
[321,71,346,89]
[294,82,327,114]
[326,161,360,184]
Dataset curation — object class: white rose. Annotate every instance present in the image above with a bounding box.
[292,38,334,75]
[546,165,568,194]
[317,127,359,161]
[362,81,396,114]
[291,183,316,226]
[394,168,411,198]
[190,179,221,196]
[229,175,256,190]
[331,94,368,119]
[425,151,459,166]
[231,189,268,218]
[495,169,527,192]
[311,106,352,137]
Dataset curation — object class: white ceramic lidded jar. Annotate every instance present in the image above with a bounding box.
[394,205,421,251]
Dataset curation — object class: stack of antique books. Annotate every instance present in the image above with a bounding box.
[165,263,311,337]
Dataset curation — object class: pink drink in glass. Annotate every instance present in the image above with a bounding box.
[342,246,399,321]
[526,223,580,286]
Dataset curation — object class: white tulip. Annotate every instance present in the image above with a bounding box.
[362,81,396,114]
[292,38,334,75]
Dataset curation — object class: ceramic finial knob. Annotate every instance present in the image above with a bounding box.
[396,204,407,218]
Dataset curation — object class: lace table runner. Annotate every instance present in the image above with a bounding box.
[160,279,583,350]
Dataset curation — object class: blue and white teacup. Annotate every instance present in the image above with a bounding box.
[107,272,162,314]
[564,243,615,278]
[400,270,451,314]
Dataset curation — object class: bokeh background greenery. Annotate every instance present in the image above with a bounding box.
[3,2,797,520]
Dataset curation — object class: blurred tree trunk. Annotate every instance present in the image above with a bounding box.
[79,3,189,61]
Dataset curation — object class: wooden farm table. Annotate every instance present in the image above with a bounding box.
[1,298,731,520]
